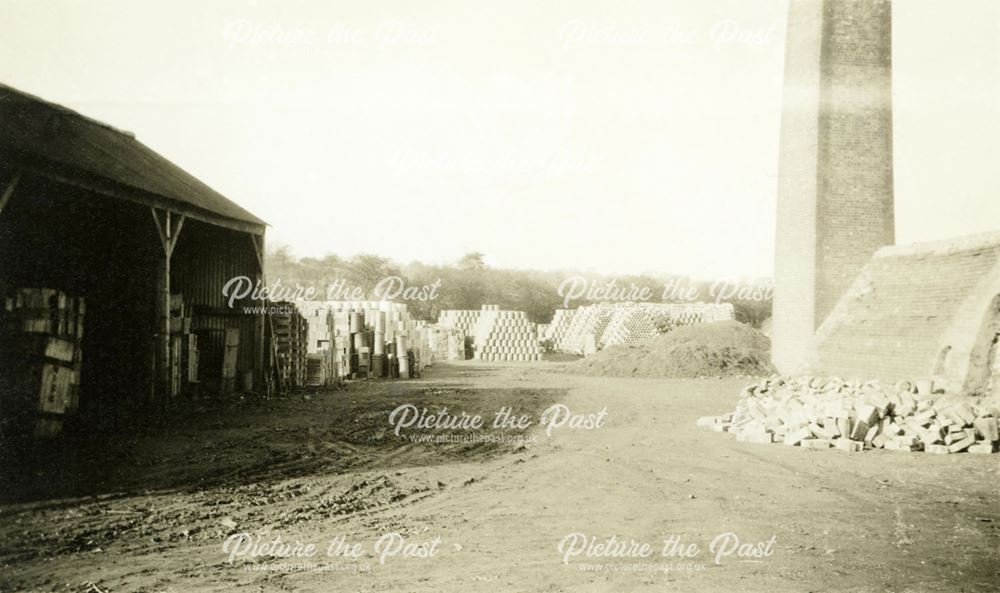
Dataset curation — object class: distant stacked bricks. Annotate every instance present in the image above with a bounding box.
[472,305,542,362]
[294,300,442,386]
[553,302,735,355]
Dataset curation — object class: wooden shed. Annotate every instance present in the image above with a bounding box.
[0,84,269,433]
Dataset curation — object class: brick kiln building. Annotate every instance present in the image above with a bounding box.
[771,1,998,395]
[812,233,1000,397]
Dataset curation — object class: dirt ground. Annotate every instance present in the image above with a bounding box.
[1,361,998,592]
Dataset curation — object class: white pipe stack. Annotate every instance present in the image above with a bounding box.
[396,335,409,378]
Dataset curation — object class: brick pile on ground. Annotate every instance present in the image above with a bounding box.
[570,320,772,378]
[698,376,1000,454]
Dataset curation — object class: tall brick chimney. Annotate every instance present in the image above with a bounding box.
[772,0,895,374]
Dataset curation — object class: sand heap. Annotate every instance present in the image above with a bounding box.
[570,320,772,378]
[699,376,999,454]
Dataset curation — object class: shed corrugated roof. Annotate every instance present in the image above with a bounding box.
[0,84,266,232]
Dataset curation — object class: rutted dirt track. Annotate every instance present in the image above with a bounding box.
[1,362,998,592]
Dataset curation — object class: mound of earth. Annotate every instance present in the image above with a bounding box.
[570,320,774,378]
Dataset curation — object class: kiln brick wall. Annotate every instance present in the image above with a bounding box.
[814,238,1000,384]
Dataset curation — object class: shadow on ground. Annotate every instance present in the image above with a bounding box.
[0,370,566,504]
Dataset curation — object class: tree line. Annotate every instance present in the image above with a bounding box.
[264,248,772,327]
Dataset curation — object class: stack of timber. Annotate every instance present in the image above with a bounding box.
[295,301,332,387]
[698,376,999,454]
[270,301,308,390]
[0,288,85,439]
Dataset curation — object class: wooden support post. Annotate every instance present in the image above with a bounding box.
[0,169,23,217]
[250,232,267,396]
[150,208,185,405]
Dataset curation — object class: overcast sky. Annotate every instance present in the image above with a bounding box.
[2,0,998,278]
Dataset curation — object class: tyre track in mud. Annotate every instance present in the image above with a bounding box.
[0,367,567,591]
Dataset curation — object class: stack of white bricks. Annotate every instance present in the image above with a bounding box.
[295,301,331,354]
[557,303,615,354]
[437,309,482,337]
[698,376,999,454]
[424,324,465,362]
[598,303,663,349]
[473,307,542,362]
[543,309,577,343]
[295,300,432,382]
[555,302,735,355]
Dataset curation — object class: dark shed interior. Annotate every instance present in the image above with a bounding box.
[0,84,269,434]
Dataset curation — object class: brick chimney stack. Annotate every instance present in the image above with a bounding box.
[772,0,895,374]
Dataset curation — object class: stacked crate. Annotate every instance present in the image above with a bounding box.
[295,301,332,387]
[271,302,308,390]
[168,294,198,397]
[1,288,85,439]
[472,307,542,362]
[305,354,325,387]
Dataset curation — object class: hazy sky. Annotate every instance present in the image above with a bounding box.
[2,0,998,278]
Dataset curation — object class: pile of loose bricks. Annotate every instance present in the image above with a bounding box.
[698,376,999,454]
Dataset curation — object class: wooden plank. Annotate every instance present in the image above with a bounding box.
[0,169,22,215]
[168,214,186,257]
[150,207,168,252]
[151,207,172,404]
[221,328,240,395]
